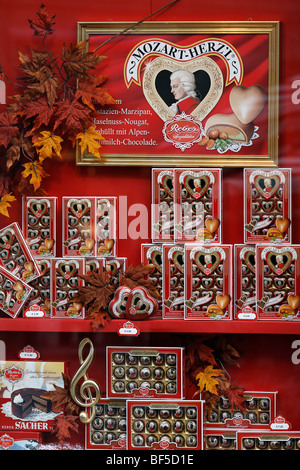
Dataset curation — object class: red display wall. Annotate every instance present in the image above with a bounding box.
[0,0,300,451]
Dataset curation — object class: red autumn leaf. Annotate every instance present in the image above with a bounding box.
[224,382,246,411]
[22,96,55,130]
[76,76,116,110]
[28,3,56,36]
[61,41,103,78]
[51,414,79,447]
[0,112,20,147]
[53,98,92,138]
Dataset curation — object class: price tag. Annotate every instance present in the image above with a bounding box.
[117,321,140,336]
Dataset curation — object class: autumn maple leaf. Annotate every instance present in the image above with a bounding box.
[22,96,55,131]
[0,193,16,218]
[76,76,116,110]
[62,41,103,78]
[42,373,80,415]
[196,365,223,395]
[28,3,56,37]
[0,111,20,147]
[22,160,49,190]
[76,126,104,159]
[53,98,92,139]
[73,269,117,315]
[51,414,79,448]
[33,130,63,161]
[224,382,246,411]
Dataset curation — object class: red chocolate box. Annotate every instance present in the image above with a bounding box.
[174,168,222,244]
[244,168,292,244]
[162,244,185,319]
[256,244,300,320]
[127,400,205,450]
[184,244,233,320]
[234,244,257,320]
[151,169,175,243]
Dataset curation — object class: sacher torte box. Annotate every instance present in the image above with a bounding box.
[0,361,66,432]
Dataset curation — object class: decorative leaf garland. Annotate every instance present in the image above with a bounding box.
[0,3,115,217]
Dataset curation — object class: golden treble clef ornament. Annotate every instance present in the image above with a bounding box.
[70,338,101,424]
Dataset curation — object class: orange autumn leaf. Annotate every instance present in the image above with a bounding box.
[0,193,16,217]
[76,126,104,158]
[33,130,63,161]
[22,160,49,190]
[196,365,223,395]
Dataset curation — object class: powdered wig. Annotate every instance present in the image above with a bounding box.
[170,70,197,98]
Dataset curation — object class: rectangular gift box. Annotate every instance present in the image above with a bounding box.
[162,244,185,319]
[0,431,41,450]
[234,244,257,320]
[141,243,163,318]
[204,391,277,430]
[0,265,32,318]
[0,222,40,283]
[151,168,175,243]
[0,361,66,432]
[85,399,127,450]
[256,244,300,320]
[62,196,97,257]
[106,346,185,400]
[173,168,222,244]
[126,399,205,450]
[95,197,117,258]
[50,257,85,318]
[244,168,292,244]
[184,244,233,320]
[204,429,237,450]
[23,258,52,319]
[236,430,300,450]
[22,196,57,258]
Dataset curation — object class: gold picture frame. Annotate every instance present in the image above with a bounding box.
[77,21,279,167]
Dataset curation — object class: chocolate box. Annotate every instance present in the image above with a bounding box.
[234,244,257,320]
[205,430,237,450]
[127,400,205,450]
[151,169,174,243]
[174,168,222,243]
[86,399,127,450]
[0,361,66,432]
[0,222,40,283]
[23,258,51,318]
[50,258,85,319]
[256,244,300,320]
[0,431,41,450]
[0,265,32,318]
[106,347,185,400]
[141,244,162,318]
[62,197,96,257]
[236,430,300,450]
[22,196,57,258]
[184,244,233,320]
[205,391,277,430]
[162,244,185,319]
[96,197,117,257]
[244,168,292,244]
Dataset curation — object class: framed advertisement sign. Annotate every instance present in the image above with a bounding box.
[77,21,279,167]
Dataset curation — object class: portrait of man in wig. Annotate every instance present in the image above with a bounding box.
[169,70,201,115]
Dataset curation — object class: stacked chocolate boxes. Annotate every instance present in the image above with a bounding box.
[0,196,126,319]
[86,346,205,450]
[149,167,300,322]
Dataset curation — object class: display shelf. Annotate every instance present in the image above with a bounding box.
[1,317,300,334]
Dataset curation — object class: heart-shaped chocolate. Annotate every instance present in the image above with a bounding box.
[182,173,211,200]
[142,56,223,122]
[253,174,280,199]
[126,287,158,320]
[288,294,300,310]
[265,250,292,275]
[229,85,267,125]
[216,294,231,310]
[0,229,13,249]
[276,218,290,233]
[29,199,48,219]
[58,261,77,279]
[194,250,221,275]
[161,173,173,198]
[109,286,131,319]
[170,250,184,274]
[69,199,90,219]
[149,249,162,273]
